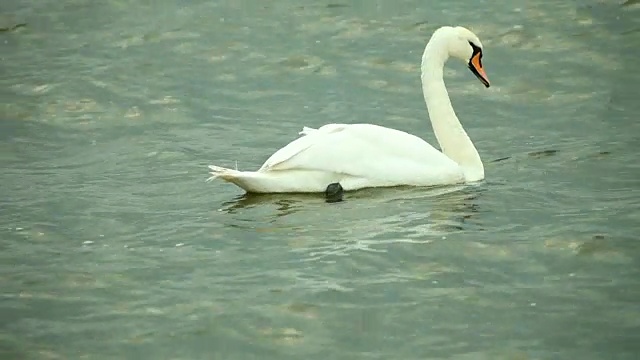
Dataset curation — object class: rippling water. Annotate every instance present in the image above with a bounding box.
[1,0,639,359]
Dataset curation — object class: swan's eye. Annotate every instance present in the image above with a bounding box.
[468,41,481,55]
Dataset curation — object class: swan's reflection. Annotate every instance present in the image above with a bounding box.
[219,192,323,217]
[213,183,489,261]
[217,183,485,229]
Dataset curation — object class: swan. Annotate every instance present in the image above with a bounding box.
[207,25,490,194]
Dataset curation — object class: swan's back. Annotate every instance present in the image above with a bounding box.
[259,123,464,187]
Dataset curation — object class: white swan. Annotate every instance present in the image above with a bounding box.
[207,26,490,194]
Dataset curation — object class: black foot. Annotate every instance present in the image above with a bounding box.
[325,182,344,203]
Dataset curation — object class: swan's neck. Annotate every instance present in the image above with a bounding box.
[420,38,484,182]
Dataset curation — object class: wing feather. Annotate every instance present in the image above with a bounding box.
[258,123,462,185]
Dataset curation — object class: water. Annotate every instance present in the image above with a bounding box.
[1,0,639,359]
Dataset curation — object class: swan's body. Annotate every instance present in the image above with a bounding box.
[207,26,491,194]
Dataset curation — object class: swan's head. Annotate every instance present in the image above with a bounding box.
[443,26,490,88]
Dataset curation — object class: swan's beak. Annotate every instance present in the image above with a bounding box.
[469,52,490,88]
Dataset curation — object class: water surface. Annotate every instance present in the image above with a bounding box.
[1,0,639,359]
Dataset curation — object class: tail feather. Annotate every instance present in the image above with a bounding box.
[207,164,338,193]
[207,165,241,182]
[207,164,270,192]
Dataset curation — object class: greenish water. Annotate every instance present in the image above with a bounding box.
[1,0,639,359]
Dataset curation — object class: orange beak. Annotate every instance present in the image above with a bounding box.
[469,52,490,88]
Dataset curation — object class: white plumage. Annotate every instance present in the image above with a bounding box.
[207,26,491,194]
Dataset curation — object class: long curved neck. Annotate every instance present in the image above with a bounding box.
[420,35,484,181]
